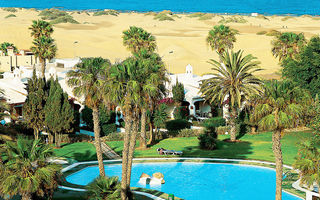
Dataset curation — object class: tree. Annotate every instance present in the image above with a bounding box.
[67,57,111,177]
[122,26,156,54]
[150,103,168,144]
[29,20,54,39]
[293,139,320,197]
[282,36,320,97]
[0,137,61,200]
[253,80,311,200]
[86,176,121,200]
[23,70,47,140]
[109,53,165,200]
[206,24,238,55]
[0,42,18,56]
[172,80,185,106]
[45,78,74,147]
[31,36,57,78]
[0,89,9,120]
[200,50,262,142]
[271,32,306,62]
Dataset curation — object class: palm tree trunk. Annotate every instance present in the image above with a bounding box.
[121,113,132,200]
[251,126,256,134]
[229,107,237,142]
[40,58,46,78]
[147,123,154,145]
[34,128,39,140]
[54,132,61,148]
[272,130,283,200]
[21,193,32,200]
[48,133,54,144]
[126,115,139,186]
[92,107,105,177]
[139,108,147,149]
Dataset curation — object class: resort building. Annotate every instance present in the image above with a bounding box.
[0,46,39,72]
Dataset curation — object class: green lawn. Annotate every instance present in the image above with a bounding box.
[55,130,314,165]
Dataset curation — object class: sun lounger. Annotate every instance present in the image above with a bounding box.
[157,148,183,156]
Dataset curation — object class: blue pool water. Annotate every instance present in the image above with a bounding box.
[0,0,319,15]
[66,162,302,200]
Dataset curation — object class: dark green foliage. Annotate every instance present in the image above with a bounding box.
[282,36,320,97]
[198,133,218,150]
[39,9,79,24]
[153,103,168,129]
[81,106,116,132]
[202,117,225,131]
[22,70,47,139]
[5,14,16,19]
[86,176,121,200]
[44,78,74,147]
[165,119,191,132]
[172,80,185,104]
[2,7,17,12]
[0,42,18,56]
[81,106,94,130]
[93,10,119,16]
[101,124,117,136]
[173,106,189,119]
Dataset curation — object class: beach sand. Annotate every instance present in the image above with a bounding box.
[1,9,320,78]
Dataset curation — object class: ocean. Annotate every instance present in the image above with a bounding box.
[0,0,319,15]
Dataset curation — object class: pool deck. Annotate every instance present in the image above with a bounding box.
[60,157,315,200]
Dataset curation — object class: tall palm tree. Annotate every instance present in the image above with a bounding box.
[206,24,238,55]
[31,36,57,78]
[0,137,61,200]
[293,139,320,196]
[109,53,164,200]
[122,26,157,54]
[253,80,311,200]
[200,50,262,142]
[67,57,111,177]
[29,20,54,39]
[271,32,306,62]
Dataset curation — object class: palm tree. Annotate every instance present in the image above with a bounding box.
[122,26,157,54]
[206,24,238,55]
[0,89,9,120]
[150,103,168,144]
[109,53,165,200]
[67,57,111,177]
[0,137,61,200]
[29,20,54,39]
[200,50,262,142]
[253,80,311,200]
[31,36,57,78]
[86,176,121,200]
[0,42,18,56]
[293,139,320,196]
[271,32,306,62]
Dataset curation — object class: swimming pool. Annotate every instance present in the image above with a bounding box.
[66,162,302,200]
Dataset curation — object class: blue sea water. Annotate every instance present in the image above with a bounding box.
[0,0,320,15]
[66,162,302,200]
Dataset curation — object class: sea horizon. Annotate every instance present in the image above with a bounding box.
[0,0,320,16]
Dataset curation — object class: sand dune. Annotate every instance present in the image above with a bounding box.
[1,9,320,78]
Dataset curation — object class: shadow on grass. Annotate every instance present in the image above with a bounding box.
[181,140,253,160]
[72,150,97,162]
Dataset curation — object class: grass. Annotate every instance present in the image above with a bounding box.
[2,7,17,12]
[256,31,267,35]
[93,10,119,16]
[39,9,79,24]
[219,16,248,24]
[55,131,314,165]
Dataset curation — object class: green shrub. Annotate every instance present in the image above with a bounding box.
[2,8,17,12]
[219,16,247,24]
[177,128,203,137]
[173,106,189,119]
[101,124,117,136]
[256,31,267,35]
[199,13,214,20]
[5,14,16,19]
[60,134,93,143]
[165,119,191,132]
[265,30,281,37]
[198,133,218,150]
[102,132,123,141]
[154,13,174,21]
[216,126,230,135]
[202,117,226,131]
[86,176,121,200]
[282,16,294,21]
[144,12,157,16]
[50,15,79,24]
[93,10,119,16]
